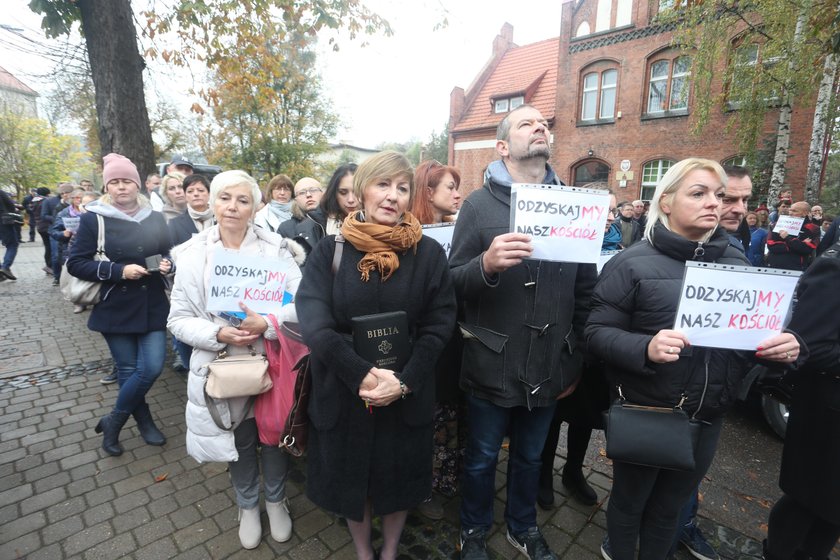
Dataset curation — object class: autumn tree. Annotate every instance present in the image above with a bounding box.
[666,0,839,203]
[203,28,337,180]
[28,0,389,179]
[0,112,92,198]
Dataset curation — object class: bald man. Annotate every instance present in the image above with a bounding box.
[767,201,820,271]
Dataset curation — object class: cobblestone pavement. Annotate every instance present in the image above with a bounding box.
[0,241,798,559]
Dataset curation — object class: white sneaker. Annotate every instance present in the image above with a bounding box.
[238,506,262,549]
[266,499,292,542]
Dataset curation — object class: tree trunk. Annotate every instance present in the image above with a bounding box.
[77,0,156,179]
[805,54,838,203]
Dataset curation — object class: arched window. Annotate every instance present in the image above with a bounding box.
[573,160,611,187]
[645,55,691,116]
[641,159,675,200]
[576,22,591,37]
[580,66,619,124]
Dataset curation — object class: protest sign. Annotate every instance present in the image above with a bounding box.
[773,215,804,235]
[207,248,292,315]
[509,184,610,263]
[422,223,455,258]
[673,262,800,350]
[63,217,80,233]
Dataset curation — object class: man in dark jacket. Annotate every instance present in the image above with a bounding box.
[0,189,20,280]
[277,178,327,259]
[42,183,74,284]
[22,189,37,242]
[616,201,642,247]
[450,104,596,560]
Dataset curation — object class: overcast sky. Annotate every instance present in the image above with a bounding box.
[1,0,563,150]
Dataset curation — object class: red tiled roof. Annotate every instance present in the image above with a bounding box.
[453,37,559,133]
[0,66,38,97]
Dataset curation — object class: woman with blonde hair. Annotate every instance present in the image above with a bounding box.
[585,158,801,559]
[167,170,304,550]
[296,151,456,559]
[160,171,187,222]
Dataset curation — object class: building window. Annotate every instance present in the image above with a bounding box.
[722,155,747,168]
[645,55,690,115]
[641,159,675,200]
[493,95,525,114]
[575,22,591,37]
[580,68,618,124]
[729,41,779,107]
[574,160,611,187]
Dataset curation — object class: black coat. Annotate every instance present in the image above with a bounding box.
[766,218,819,271]
[295,234,456,521]
[277,208,326,257]
[167,211,199,248]
[449,169,596,409]
[66,207,171,334]
[779,243,840,523]
[585,224,756,420]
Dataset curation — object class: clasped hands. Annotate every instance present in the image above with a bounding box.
[358,367,404,408]
[216,302,268,347]
[647,329,801,364]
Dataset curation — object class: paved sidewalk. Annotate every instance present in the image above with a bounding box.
[1,242,773,559]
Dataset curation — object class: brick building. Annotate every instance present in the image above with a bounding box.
[448,3,818,202]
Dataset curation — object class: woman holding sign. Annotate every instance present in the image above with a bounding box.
[585,158,801,560]
[296,151,456,560]
[67,154,174,456]
[167,170,305,550]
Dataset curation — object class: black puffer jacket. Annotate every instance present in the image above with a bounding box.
[585,223,753,420]
[277,208,326,259]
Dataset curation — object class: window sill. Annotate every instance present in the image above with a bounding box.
[576,118,616,127]
[641,110,689,121]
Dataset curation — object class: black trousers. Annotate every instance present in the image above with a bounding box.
[767,494,840,559]
[38,231,51,267]
[607,417,723,560]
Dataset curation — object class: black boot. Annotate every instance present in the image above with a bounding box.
[94,411,130,456]
[133,402,166,446]
[561,464,597,506]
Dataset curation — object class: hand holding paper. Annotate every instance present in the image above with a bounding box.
[238,302,268,335]
[755,332,800,363]
[482,232,532,274]
[647,329,690,363]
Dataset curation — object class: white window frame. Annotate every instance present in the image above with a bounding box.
[647,60,670,114]
[641,159,674,200]
[581,73,598,121]
[494,99,509,113]
[510,96,524,110]
[599,69,617,119]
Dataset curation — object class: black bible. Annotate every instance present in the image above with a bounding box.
[351,311,411,372]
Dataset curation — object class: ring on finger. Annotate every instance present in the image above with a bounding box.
[785,351,792,359]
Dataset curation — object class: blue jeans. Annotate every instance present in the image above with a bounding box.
[669,489,700,555]
[460,394,556,535]
[50,238,61,278]
[0,225,18,269]
[174,338,193,371]
[103,331,167,414]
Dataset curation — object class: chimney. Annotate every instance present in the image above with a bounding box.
[492,23,514,58]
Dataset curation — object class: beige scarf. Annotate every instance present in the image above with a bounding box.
[341,211,423,281]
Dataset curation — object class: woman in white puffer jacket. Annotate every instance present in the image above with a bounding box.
[167,170,305,551]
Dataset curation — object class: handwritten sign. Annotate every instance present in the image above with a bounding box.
[509,184,610,263]
[63,217,80,233]
[207,248,292,315]
[773,215,804,236]
[422,223,455,258]
[673,262,801,350]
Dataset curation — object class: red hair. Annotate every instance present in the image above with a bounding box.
[411,160,461,225]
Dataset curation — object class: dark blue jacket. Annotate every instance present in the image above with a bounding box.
[39,196,62,227]
[67,203,171,334]
[168,211,198,248]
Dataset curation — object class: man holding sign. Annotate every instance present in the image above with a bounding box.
[767,201,819,271]
[450,104,596,560]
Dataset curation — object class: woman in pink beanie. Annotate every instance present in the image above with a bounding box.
[67,153,174,456]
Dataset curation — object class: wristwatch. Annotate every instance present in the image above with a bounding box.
[218,312,242,328]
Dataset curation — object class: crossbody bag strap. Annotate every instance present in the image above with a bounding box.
[332,234,344,275]
[96,214,105,254]
[204,389,257,432]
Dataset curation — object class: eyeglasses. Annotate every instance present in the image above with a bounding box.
[295,187,322,198]
[275,186,292,193]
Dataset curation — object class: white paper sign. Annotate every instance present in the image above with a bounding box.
[422,223,455,258]
[673,262,801,350]
[509,184,610,263]
[773,215,804,236]
[63,217,80,233]
[206,248,292,315]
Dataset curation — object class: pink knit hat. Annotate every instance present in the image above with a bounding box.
[102,153,141,188]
